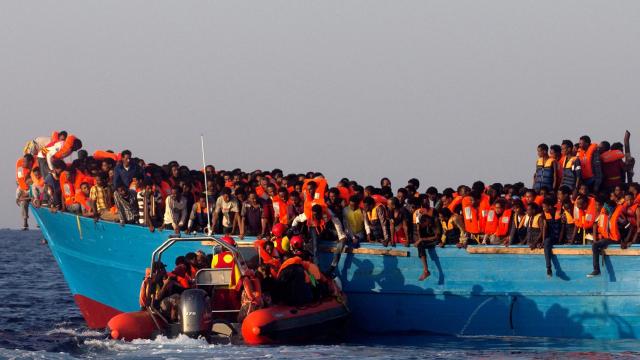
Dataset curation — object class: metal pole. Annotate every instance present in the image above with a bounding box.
[201,134,212,235]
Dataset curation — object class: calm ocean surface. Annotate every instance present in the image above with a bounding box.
[1,229,640,359]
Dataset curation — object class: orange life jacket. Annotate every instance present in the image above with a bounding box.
[495,209,512,237]
[271,196,288,224]
[337,186,352,203]
[478,194,491,233]
[600,149,625,163]
[448,195,463,212]
[254,239,281,277]
[73,170,95,190]
[59,171,76,206]
[93,150,121,162]
[43,131,60,149]
[462,196,481,234]
[597,206,623,241]
[577,143,598,180]
[574,197,597,229]
[52,135,78,160]
[371,194,388,206]
[303,177,328,219]
[277,256,326,286]
[241,275,263,307]
[15,158,33,191]
[139,268,152,308]
[484,208,499,235]
[626,203,639,227]
[534,195,544,206]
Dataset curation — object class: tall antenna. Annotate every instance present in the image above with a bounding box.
[201,134,212,235]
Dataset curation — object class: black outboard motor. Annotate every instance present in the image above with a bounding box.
[180,289,210,338]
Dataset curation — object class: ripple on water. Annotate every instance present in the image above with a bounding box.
[3,229,640,359]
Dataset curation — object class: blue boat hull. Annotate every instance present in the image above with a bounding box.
[32,207,640,339]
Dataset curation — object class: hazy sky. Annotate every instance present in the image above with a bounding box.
[1,1,639,228]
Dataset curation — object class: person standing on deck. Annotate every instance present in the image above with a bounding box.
[599,141,626,193]
[113,150,143,190]
[533,144,556,192]
[577,135,603,193]
[587,197,626,277]
[560,140,581,192]
[137,179,163,231]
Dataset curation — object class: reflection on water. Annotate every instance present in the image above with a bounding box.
[2,230,640,359]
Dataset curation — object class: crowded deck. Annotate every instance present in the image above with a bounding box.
[15,130,640,282]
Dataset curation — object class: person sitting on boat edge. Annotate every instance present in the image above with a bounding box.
[290,203,347,261]
[415,207,442,281]
[162,185,188,234]
[588,197,628,277]
[113,183,139,226]
[542,198,560,278]
[212,187,239,235]
[362,196,391,246]
[89,173,118,222]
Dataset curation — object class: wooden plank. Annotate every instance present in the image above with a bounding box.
[319,245,409,257]
[466,247,640,256]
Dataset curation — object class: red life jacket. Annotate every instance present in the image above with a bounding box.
[577,143,598,180]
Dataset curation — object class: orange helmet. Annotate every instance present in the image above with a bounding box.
[220,235,237,247]
[272,223,286,238]
[289,235,304,250]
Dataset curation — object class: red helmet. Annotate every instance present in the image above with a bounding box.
[272,223,286,238]
[289,235,304,250]
[220,235,237,247]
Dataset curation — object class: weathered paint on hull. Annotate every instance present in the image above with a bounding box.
[32,207,640,339]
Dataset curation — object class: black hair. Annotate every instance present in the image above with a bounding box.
[600,141,611,152]
[580,135,591,144]
[550,144,561,155]
[561,139,573,148]
[426,186,438,195]
[611,142,623,151]
[407,178,420,190]
[363,196,375,206]
[58,131,68,138]
[221,187,232,195]
[121,149,132,157]
[537,143,549,152]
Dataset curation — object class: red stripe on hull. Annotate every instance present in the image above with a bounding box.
[74,294,123,329]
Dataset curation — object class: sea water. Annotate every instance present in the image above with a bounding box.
[1,229,639,359]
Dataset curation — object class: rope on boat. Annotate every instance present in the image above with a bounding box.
[459,296,495,336]
[76,215,83,240]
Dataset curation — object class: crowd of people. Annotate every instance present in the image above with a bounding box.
[15,130,640,281]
